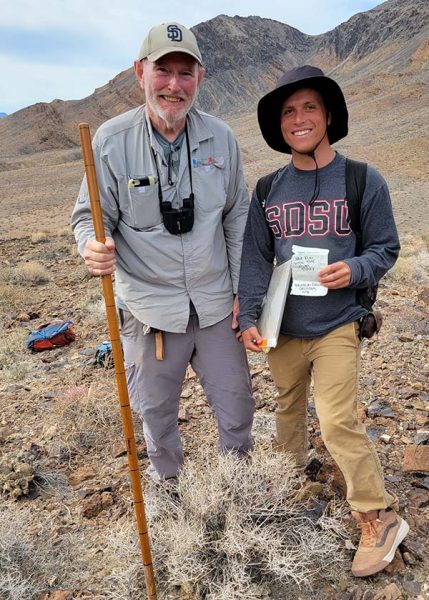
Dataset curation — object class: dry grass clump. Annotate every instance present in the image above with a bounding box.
[30,230,50,243]
[0,507,47,599]
[104,524,145,600]
[0,505,91,599]
[56,226,72,237]
[47,380,121,459]
[85,298,107,327]
[0,283,29,311]
[38,236,73,259]
[76,289,103,312]
[387,252,429,285]
[32,466,72,500]
[420,230,429,248]
[399,232,428,257]
[105,448,346,599]
[0,261,50,285]
[251,413,276,445]
[29,234,73,262]
[386,232,429,285]
[0,327,32,383]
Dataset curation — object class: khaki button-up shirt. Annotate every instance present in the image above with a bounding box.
[71,106,249,333]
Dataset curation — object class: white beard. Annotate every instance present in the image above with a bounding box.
[145,88,199,131]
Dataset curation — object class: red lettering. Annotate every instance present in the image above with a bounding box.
[283,202,306,238]
[267,199,353,240]
[308,200,330,236]
[266,205,281,238]
[334,199,352,236]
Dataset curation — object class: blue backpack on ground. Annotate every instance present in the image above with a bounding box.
[27,321,76,352]
[94,341,114,368]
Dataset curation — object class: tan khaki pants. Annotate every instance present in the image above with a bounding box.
[267,321,397,513]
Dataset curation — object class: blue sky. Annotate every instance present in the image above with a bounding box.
[0,0,384,115]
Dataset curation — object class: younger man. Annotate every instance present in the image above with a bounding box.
[238,65,408,577]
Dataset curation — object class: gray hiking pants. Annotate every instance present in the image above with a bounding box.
[120,310,254,480]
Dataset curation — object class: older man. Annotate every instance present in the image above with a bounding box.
[72,22,254,482]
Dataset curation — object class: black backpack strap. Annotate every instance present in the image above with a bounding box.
[345,158,367,254]
[255,169,280,208]
[345,158,378,311]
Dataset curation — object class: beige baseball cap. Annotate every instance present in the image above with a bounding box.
[138,22,202,64]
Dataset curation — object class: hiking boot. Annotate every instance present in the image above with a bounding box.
[351,508,409,577]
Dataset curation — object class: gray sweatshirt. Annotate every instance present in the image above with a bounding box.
[238,153,400,338]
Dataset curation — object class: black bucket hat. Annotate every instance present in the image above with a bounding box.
[257,65,349,154]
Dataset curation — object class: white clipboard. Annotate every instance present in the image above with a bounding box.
[256,259,291,351]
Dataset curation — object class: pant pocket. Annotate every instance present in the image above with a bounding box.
[124,362,142,414]
[119,308,144,338]
[353,321,362,346]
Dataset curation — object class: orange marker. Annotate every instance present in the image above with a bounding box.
[257,339,271,353]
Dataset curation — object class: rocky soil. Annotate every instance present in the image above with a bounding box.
[0,219,428,600]
[0,84,428,600]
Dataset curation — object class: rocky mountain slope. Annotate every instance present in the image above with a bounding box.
[0,0,427,158]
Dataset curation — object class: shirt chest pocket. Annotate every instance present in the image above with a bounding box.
[128,184,163,230]
[193,156,227,212]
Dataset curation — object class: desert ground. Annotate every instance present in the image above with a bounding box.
[0,96,428,600]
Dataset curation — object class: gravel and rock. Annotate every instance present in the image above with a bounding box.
[0,229,428,598]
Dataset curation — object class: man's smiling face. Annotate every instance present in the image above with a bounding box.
[135,52,205,137]
[280,87,331,156]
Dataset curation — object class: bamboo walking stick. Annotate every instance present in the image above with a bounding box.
[79,123,157,600]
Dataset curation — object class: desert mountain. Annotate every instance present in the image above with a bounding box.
[0,0,428,158]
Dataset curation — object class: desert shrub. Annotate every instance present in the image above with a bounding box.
[0,505,94,599]
[398,232,428,257]
[0,267,15,283]
[0,284,28,311]
[420,229,429,248]
[0,327,32,383]
[104,522,145,600]
[105,448,346,599]
[0,507,47,599]
[385,233,429,285]
[85,298,107,327]
[31,468,72,500]
[386,251,429,285]
[56,226,72,237]
[251,413,276,445]
[30,230,50,243]
[38,236,73,260]
[0,261,49,285]
[47,380,122,458]
[76,289,103,312]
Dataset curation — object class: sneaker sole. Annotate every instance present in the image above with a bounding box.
[352,518,410,577]
[381,518,409,563]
